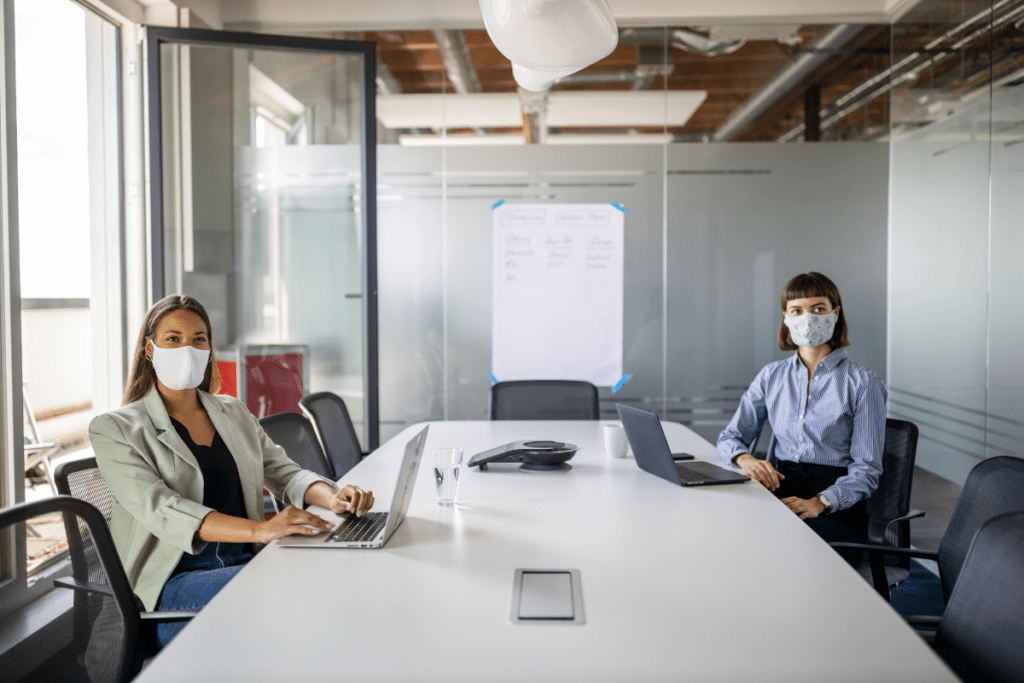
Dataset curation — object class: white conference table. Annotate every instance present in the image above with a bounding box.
[138,420,957,683]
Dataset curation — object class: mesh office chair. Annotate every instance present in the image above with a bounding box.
[0,497,194,683]
[55,457,114,524]
[489,380,599,421]
[931,511,1024,683]
[834,455,1024,603]
[259,411,334,484]
[299,392,363,479]
[52,457,197,659]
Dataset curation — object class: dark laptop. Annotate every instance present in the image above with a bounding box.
[615,404,750,486]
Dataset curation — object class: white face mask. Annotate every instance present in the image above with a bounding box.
[149,341,210,390]
[783,310,838,348]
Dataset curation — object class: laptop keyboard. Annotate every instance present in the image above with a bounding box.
[326,512,388,543]
[675,464,708,484]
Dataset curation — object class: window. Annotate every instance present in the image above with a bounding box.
[1,0,124,603]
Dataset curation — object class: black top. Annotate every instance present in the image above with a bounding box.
[170,417,248,520]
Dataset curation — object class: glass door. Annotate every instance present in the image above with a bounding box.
[146,28,378,449]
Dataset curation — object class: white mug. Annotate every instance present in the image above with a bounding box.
[603,423,629,458]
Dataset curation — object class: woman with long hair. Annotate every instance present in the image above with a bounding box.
[717,273,886,561]
[90,295,374,644]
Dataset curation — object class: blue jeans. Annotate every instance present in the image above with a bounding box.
[155,541,255,646]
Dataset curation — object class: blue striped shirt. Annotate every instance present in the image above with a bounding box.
[717,348,887,511]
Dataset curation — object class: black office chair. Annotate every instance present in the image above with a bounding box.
[259,411,335,484]
[848,419,922,592]
[756,419,921,593]
[489,380,599,420]
[834,455,1024,603]
[299,391,364,479]
[0,496,194,683]
[55,456,114,524]
[52,457,197,655]
[930,511,1024,683]
[748,421,774,459]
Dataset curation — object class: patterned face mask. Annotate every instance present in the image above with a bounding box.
[783,310,838,348]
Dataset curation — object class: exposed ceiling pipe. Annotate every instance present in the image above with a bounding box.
[711,23,864,142]
[375,58,401,95]
[519,89,548,144]
[432,29,481,94]
[673,29,746,57]
[632,44,672,91]
[433,29,487,134]
[557,70,635,85]
[777,0,1024,142]
[619,27,745,56]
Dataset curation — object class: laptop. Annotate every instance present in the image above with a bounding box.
[615,405,750,487]
[280,425,428,548]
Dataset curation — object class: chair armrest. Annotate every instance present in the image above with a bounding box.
[829,543,939,600]
[54,577,114,597]
[829,543,939,561]
[140,610,197,623]
[884,509,925,537]
[905,615,942,628]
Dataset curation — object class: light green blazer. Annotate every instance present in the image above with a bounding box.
[88,388,334,610]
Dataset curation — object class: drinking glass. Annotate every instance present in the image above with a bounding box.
[432,447,463,506]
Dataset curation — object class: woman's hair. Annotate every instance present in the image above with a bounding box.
[122,294,220,405]
[777,272,850,351]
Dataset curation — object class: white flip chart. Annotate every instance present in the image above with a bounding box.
[492,202,624,386]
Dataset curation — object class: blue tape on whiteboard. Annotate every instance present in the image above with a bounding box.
[492,199,505,210]
[610,202,626,212]
[611,374,633,393]
[488,372,498,385]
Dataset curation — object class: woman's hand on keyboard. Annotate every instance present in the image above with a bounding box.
[255,506,334,543]
[329,485,375,518]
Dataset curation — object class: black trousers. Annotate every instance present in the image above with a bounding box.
[773,460,868,565]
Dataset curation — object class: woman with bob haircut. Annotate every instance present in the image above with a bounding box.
[716,272,886,562]
[89,295,375,644]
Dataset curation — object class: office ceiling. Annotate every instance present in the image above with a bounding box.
[222,0,1024,143]
[368,25,879,141]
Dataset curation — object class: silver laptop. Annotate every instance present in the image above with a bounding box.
[280,426,428,548]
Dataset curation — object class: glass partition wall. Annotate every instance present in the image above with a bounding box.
[888,0,1024,485]
[373,25,893,444]
[150,29,378,449]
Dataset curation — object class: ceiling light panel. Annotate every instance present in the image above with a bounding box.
[546,91,707,127]
[377,91,707,129]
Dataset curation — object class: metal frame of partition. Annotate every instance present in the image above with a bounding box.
[144,27,379,449]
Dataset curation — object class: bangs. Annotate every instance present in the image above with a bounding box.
[779,272,839,309]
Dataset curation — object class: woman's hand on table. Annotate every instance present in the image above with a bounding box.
[329,485,375,518]
[734,453,785,491]
[256,506,334,543]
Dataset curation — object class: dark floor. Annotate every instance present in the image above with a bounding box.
[908,466,963,553]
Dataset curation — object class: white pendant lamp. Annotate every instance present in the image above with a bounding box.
[480,0,619,91]
[511,63,581,92]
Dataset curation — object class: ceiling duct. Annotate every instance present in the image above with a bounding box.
[432,29,481,94]
[776,0,1024,142]
[619,28,745,57]
[519,89,548,144]
[633,45,674,90]
[375,58,402,95]
[711,23,864,141]
[432,29,487,134]
[672,29,745,57]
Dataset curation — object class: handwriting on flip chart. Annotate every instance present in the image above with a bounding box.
[499,208,621,281]
[492,203,625,386]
